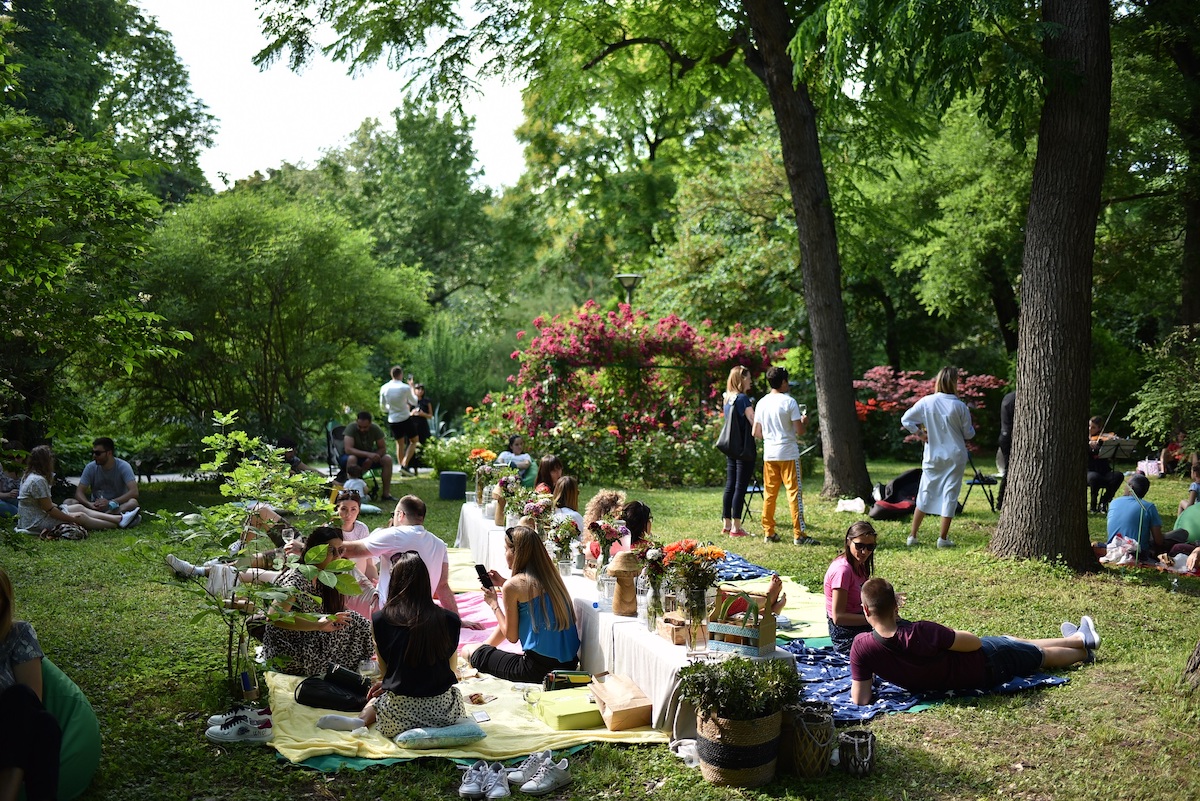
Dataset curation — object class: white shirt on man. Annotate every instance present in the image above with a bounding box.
[361,524,447,601]
[379,379,415,423]
[755,392,802,462]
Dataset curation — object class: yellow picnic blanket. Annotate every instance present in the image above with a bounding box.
[447,547,482,594]
[267,672,667,764]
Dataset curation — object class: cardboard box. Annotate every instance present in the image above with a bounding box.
[657,611,688,645]
[589,674,652,731]
[534,686,604,731]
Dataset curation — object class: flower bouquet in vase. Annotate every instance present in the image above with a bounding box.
[584,518,630,585]
[521,492,555,536]
[492,471,522,526]
[468,449,498,502]
[664,539,725,653]
[548,518,581,577]
[632,540,666,633]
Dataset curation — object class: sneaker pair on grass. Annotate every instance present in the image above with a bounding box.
[905,536,956,548]
[461,753,572,798]
[204,707,273,744]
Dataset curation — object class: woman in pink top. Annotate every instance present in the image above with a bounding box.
[823,521,877,654]
[334,489,378,617]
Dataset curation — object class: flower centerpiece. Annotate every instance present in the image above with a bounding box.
[521,491,555,535]
[467,448,498,500]
[548,517,581,574]
[491,471,523,525]
[584,518,630,584]
[663,539,726,651]
[632,539,666,632]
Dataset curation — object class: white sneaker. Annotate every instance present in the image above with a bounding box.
[1078,615,1100,649]
[1060,621,1079,638]
[936,537,956,548]
[166,554,199,577]
[207,706,270,727]
[906,536,918,547]
[483,763,511,799]
[119,507,141,528]
[204,714,273,743]
[459,759,490,799]
[520,757,571,796]
[507,750,552,785]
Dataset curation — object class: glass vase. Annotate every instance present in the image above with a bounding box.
[557,560,573,578]
[678,586,710,653]
[644,579,664,633]
[594,549,608,593]
[475,475,486,505]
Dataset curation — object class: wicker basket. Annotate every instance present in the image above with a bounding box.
[695,710,782,788]
[779,705,835,778]
[839,729,877,777]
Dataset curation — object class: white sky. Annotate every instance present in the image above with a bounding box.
[137,0,527,190]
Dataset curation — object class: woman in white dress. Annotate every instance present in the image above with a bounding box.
[900,366,975,548]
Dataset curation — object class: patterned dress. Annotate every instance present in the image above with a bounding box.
[261,568,374,676]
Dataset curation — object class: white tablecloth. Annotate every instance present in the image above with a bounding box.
[564,576,794,738]
[455,503,509,575]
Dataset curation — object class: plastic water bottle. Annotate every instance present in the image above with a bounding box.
[1171,578,1179,593]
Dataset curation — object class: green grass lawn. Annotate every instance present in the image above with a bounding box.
[4,464,1200,800]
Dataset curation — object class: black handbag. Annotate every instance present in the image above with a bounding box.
[293,664,371,712]
[716,400,755,461]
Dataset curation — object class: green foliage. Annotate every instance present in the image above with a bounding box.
[678,656,803,720]
[405,312,509,423]
[0,105,186,443]
[126,188,428,439]
[1128,325,1200,456]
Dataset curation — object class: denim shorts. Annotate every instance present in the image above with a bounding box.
[980,636,1043,686]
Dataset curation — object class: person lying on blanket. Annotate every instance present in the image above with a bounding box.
[849,577,1099,706]
[317,551,466,737]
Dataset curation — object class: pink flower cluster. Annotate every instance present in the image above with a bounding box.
[503,302,786,441]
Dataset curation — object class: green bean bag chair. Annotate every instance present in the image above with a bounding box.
[17,658,101,801]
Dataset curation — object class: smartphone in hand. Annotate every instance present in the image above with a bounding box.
[475,564,493,589]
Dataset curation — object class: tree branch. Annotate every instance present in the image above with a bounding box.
[1101,189,1175,207]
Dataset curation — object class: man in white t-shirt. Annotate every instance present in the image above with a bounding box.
[378,366,418,475]
[338,495,482,627]
[752,366,816,545]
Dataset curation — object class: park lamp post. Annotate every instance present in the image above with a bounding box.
[615,273,643,306]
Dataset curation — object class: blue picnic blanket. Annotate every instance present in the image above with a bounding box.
[783,641,1070,723]
[715,552,774,582]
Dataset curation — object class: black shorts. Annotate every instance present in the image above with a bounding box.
[468,645,578,684]
[389,418,416,440]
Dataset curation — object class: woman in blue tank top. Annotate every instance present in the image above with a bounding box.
[463,525,581,682]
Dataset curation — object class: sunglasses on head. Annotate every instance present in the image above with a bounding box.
[336,489,361,503]
[851,541,877,552]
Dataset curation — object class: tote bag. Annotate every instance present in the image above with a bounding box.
[716,400,755,461]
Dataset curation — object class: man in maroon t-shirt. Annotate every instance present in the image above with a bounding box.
[849,578,1098,706]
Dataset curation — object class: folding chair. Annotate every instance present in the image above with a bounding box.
[326,422,380,498]
[959,452,997,513]
[741,474,765,523]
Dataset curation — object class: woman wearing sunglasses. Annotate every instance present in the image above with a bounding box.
[823,521,879,654]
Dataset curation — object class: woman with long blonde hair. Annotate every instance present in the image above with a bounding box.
[463,526,580,682]
[720,365,756,536]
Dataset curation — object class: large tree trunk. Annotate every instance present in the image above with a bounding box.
[742,0,873,501]
[991,0,1110,568]
[1166,14,1200,327]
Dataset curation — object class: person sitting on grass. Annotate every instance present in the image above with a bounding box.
[1105,473,1164,561]
[849,577,1099,706]
[0,567,62,801]
[463,525,581,683]
[261,527,375,676]
[18,446,138,534]
[63,437,140,517]
[1179,461,1200,515]
[824,521,880,654]
[316,551,465,737]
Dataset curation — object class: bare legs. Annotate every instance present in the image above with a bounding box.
[909,509,955,545]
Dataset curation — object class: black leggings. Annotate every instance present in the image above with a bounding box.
[468,645,577,684]
[1087,470,1123,507]
[0,683,61,801]
[722,457,755,520]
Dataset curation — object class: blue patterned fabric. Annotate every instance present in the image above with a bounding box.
[782,641,1070,723]
[715,552,774,582]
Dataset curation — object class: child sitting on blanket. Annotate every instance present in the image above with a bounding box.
[317,551,465,737]
[849,577,1099,706]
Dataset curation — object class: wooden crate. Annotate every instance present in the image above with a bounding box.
[707,588,777,656]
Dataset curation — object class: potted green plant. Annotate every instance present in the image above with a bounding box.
[678,656,802,787]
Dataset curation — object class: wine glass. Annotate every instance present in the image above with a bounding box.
[521,686,543,714]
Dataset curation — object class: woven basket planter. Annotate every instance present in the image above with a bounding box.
[695,710,782,788]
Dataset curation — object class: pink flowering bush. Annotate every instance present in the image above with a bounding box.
[854,366,1007,458]
[433,305,786,487]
